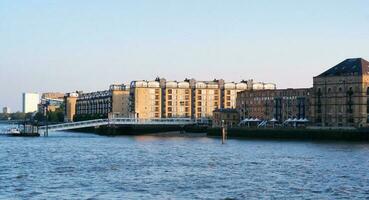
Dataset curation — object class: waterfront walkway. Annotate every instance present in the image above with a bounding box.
[38,118,200,135]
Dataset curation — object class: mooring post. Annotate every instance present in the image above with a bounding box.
[45,115,49,137]
[221,120,227,144]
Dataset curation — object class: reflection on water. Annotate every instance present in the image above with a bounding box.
[0,124,369,199]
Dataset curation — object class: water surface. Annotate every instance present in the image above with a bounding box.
[1,124,368,199]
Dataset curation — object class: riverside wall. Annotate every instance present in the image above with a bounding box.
[207,127,369,141]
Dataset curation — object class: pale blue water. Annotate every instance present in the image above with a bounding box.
[0,124,369,199]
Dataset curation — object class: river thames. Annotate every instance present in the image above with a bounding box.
[1,124,369,199]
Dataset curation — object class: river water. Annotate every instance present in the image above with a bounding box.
[0,124,369,199]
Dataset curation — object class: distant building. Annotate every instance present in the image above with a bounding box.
[311,58,369,127]
[64,78,275,121]
[74,84,130,121]
[213,108,240,127]
[164,81,192,118]
[38,92,65,113]
[130,80,163,119]
[128,78,275,119]
[194,80,223,119]
[64,92,79,122]
[2,107,11,114]
[41,92,65,100]
[251,82,277,90]
[22,93,40,113]
[223,82,248,109]
[236,88,311,123]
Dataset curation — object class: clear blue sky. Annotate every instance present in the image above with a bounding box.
[1,0,369,111]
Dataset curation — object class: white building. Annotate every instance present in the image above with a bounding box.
[22,93,40,113]
[2,107,11,114]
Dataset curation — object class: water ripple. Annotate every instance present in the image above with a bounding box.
[1,127,369,199]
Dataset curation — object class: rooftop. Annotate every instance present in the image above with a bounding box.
[317,58,369,77]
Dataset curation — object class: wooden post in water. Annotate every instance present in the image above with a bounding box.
[221,120,227,144]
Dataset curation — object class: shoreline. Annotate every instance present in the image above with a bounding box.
[70,124,208,136]
[207,127,369,141]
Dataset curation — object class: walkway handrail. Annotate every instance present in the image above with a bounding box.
[38,117,200,133]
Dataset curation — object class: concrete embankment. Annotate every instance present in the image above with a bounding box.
[72,124,208,136]
[207,127,369,141]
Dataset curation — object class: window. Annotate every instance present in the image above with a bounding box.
[348,117,354,123]
[317,88,322,114]
[347,88,354,113]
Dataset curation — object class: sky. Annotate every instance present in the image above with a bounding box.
[1,0,369,111]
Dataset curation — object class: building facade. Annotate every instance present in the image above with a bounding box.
[74,84,130,121]
[41,92,65,100]
[223,82,248,109]
[2,107,10,114]
[110,85,131,118]
[76,90,112,118]
[129,80,162,119]
[163,81,192,118]
[22,93,40,113]
[128,78,275,119]
[237,88,311,123]
[64,92,79,122]
[194,80,223,119]
[212,108,240,127]
[311,58,369,127]
[38,92,65,113]
[64,78,275,121]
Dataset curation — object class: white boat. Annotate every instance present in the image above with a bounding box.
[4,128,21,135]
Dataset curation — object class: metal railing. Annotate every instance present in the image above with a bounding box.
[38,118,199,134]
